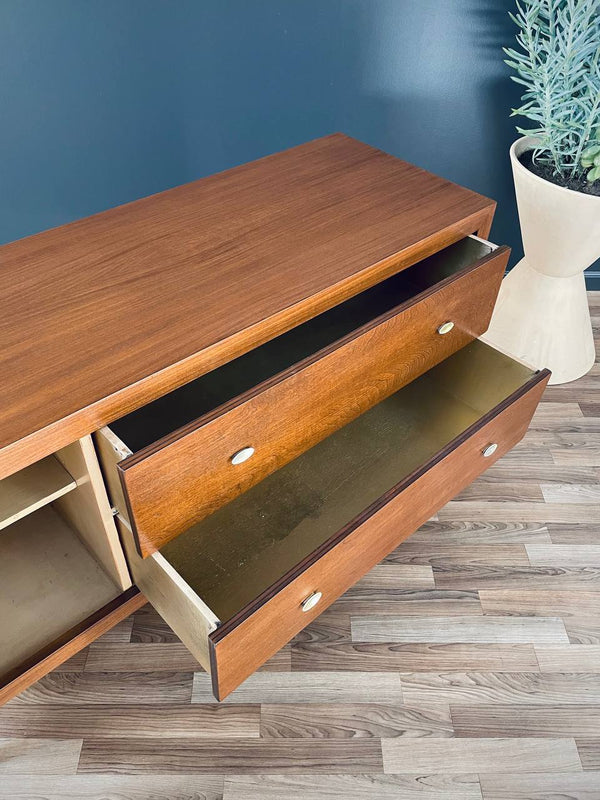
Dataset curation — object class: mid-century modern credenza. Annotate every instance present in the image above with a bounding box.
[0,134,550,703]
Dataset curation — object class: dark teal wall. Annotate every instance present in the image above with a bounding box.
[4,1,586,280]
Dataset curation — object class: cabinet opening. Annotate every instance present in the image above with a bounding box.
[109,236,494,453]
[0,437,132,692]
[0,505,120,682]
[158,340,536,624]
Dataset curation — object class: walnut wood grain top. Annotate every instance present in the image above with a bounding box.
[0,133,495,478]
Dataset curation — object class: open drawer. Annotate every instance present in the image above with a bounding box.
[97,236,509,558]
[115,340,550,701]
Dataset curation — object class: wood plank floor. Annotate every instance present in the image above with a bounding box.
[1,294,600,799]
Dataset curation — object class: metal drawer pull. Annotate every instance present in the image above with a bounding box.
[482,443,498,458]
[230,446,255,465]
[301,591,322,612]
[437,321,454,335]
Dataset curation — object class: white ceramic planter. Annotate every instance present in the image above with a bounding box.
[481,136,599,384]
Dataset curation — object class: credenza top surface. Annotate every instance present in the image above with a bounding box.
[0,133,494,477]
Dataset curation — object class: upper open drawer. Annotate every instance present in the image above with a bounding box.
[115,341,549,700]
[96,236,508,558]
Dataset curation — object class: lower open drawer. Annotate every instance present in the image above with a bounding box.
[118,340,550,700]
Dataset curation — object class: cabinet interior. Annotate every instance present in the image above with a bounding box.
[0,455,76,531]
[0,437,131,685]
[160,340,535,624]
[0,506,120,678]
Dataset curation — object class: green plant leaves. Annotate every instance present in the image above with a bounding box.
[507,0,600,180]
[581,144,600,166]
[587,165,600,182]
[581,145,600,159]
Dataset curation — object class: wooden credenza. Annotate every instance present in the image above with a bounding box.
[0,134,550,703]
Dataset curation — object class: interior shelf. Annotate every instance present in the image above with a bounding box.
[0,455,76,531]
[0,505,120,678]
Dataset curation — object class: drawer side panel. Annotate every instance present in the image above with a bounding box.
[116,518,219,673]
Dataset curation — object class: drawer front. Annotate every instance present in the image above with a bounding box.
[118,245,509,557]
[208,369,549,700]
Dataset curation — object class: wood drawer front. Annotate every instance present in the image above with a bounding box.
[116,244,508,557]
[208,369,548,699]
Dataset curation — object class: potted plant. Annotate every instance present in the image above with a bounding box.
[483,0,600,384]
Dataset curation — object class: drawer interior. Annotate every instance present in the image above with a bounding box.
[158,340,536,624]
[109,236,494,452]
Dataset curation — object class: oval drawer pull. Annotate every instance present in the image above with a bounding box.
[437,321,455,335]
[301,591,322,612]
[482,442,498,458]
[230,446,255,465]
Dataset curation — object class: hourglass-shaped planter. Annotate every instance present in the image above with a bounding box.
[482,136,599,384]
